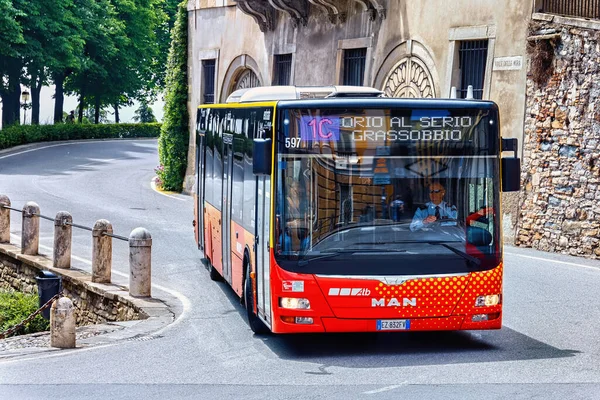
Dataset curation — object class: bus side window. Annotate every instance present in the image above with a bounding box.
[205,113,214,206]
[232,134,245,224]
[214,112,223,211]
[243,111,257,230]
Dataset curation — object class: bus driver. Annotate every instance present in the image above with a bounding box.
[410,181,457,231]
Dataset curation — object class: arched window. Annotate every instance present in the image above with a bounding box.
[233,68,261,91]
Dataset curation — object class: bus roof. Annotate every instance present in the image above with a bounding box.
[226,85,383,103]
[221,86,497,110]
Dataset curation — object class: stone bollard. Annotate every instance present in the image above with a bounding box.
[50,297,76,349]
[21,202,40,255]
[129,227,152,297]
[54,211,72,269]
[92,219,112,283]
[0,195,10,243]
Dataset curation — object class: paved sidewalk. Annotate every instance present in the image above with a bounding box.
[0,310,173,361]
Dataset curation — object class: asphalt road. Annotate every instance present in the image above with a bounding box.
[0,139,599,399]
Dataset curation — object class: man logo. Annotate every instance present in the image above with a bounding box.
[372,298,417,307]
[328,288,371,296]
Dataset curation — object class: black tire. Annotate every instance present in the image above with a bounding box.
[206,259,222,281]
[244,262,270,334]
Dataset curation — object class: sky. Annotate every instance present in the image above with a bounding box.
[0,85,164,128]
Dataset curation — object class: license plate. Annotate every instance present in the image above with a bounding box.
[376,319,410,331]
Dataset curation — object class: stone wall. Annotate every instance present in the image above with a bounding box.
[518,21,600,258]
[0,246,147,325]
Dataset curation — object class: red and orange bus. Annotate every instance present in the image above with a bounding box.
[193,86,520,334]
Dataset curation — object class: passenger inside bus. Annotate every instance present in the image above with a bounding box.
[410,181,457,231]
[389,195,405,222]
[282,181,310,251]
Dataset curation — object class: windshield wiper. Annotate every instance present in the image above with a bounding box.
[297,249,406,267]
[427,242,481,268]
[353,239,480,268]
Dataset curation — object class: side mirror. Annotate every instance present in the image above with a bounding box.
[253,138,272,175]
[501,138,520,192]
[501,157,521,192]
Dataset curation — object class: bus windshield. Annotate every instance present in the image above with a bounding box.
[274,106,501,276]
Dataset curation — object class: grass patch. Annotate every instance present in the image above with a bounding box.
[0,290,49,337]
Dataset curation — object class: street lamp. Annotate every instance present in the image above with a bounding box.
[21,90,30,125]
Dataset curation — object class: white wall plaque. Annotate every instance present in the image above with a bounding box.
[493,56,523,71]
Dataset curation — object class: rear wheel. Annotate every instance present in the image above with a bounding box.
[244,262,270,334]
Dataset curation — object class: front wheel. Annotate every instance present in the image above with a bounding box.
[204,258,222,281]
[244,263,270,334]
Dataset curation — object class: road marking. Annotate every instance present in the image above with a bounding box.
[505,251,600,271]
[364,383,407,394]
[8,234,191,334]
[150,177,186,201]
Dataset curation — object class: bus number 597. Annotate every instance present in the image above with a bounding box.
[285,137,301,148]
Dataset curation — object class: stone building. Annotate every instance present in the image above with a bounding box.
[517,3,600,258]
[185,0,533,242]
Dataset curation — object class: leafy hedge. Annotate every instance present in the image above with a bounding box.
[0,290,49,337]
[157,1,189,192]
[0,123,162,151]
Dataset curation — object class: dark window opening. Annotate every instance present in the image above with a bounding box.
[458,40,488,100]
[343,48,367,86]
[273,54,292,86]
[202,59,216,104]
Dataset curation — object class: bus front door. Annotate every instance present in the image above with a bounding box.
[196,132,205,251]
[256,175,272,325]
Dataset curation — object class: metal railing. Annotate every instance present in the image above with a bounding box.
[540,0,600,20]
[0,195,152,297]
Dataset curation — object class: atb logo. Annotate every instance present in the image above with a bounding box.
[328,288,371,296]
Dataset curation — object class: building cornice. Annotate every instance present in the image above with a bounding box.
[235,0,277,32]
[233,0,385,31]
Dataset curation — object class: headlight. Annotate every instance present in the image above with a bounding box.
[475,294,501,307]
[279,297,310,310]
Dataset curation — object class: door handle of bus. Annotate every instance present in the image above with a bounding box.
[235,232,239,239]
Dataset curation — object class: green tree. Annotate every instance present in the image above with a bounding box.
[107,0,166,123]
[158,1,188,191]
[23,0,84,124]
[65,0,166,124]
[49,0,88,123]
[65,0,124,124]
[0,0,25,127]
[0,0,24,58]
[154,0,181,90]
[134,101,157,123]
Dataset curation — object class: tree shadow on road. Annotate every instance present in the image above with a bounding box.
[0,139,157,176]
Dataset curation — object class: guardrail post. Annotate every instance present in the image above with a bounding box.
[92,219,112,283]
[54,211,72,269]
[22,202,40,255]
[50,297,76,348]
[0,195,10,243]
[129,227,152,297]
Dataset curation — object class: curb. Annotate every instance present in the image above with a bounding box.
[0,243,174,361]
